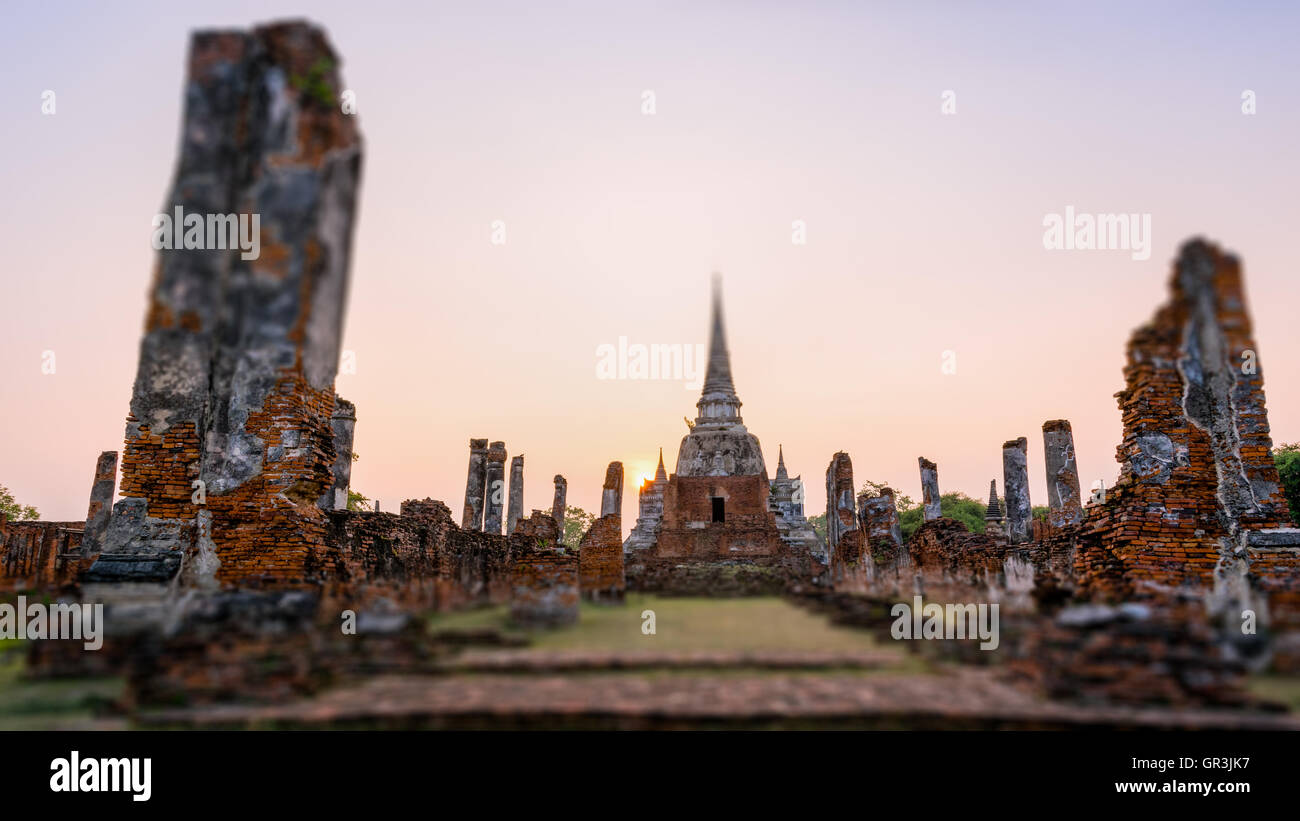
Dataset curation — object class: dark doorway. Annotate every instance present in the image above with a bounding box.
[711,497,725,523]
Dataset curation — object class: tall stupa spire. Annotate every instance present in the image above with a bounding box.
[775,445,788,482]
[655,447,667,482]
[695,275,743,426]
[703,274,736,396]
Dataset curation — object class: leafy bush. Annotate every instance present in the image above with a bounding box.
[898,492,987,542]
[1276,443,1300,525]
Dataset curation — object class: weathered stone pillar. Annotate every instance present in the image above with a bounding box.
[483,441,508,535]
[825,452,866,589]
[581,461,625,602]
[325,397,356,511]
[81,451,117,558]
[825,452,857,551]
[918,457,941,521]
[1042,419,1083,528]
[551,475,567,541]
[462,438,488,531]
[1002,437,1032,543]
[600,461,624,518]
[507,455,525,535]
[85,21,363,587]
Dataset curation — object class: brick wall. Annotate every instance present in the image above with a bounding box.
[579,514,624,602]
[0,516,83,591]
[510,511,579,626]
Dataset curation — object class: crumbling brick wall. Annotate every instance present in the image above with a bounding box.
[907,518,1005,583]
[0,516,83,591]
[319,499,512,611]
[510,512,578,626]
[579,515,624,602]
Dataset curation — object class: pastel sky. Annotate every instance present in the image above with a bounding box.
[1,1,1297,534]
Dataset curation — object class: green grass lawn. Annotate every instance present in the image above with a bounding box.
[1245,673,1300,712]
[0,639,124,730]
[430,594,898,655]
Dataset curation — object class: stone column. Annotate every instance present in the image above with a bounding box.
[81,451,117,557]
[825,452,857,551]
[600,461,624,518]
[326,397,356,511]
[1002,437,1032,543]
[552,475,567,540]
[918,457,941,521]
[1042,419,1083,528]
[507,455,525,535]
[483,441,508,535]
[462,438,488,531]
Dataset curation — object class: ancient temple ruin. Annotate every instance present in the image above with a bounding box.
[0,16,1297,726]
[623,282,821,564]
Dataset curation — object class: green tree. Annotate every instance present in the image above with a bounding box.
[898,492,986,542]
[1275,443,1300,524]
[0,485,39,521]
[347,490,372,512]
[859,480,915,512]
[562,505,596,548]
[806,512,826,544]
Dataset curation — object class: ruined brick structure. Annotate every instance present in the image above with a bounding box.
[511,511,579,626]
[84,22,362,589]
[4,14,1298,718]
[826,451,868,591]
[1073,240,1299,658]
[0,516,83,591]
[860,486,904,563]
[580,462,625,602]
